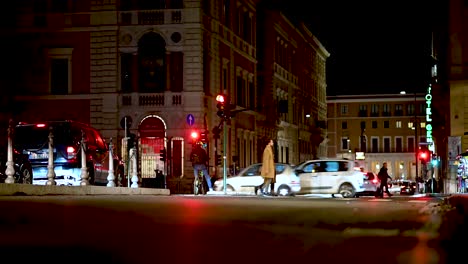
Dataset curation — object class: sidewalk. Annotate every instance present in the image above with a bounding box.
[0,183,170,196]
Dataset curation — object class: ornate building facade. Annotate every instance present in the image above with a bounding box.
[2,0,328,193]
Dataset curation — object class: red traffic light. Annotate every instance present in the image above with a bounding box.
[419,151,428,160]
[190,131,199,140]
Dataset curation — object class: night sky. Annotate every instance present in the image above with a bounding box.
[264,0,442,96]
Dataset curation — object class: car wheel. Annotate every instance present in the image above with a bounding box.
[276,185,291,196]
[339,183,355,198]
[18,164,33,184]
[225,185,235,192]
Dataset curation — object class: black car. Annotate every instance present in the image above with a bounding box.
[13,120,123,186]
[0,146,33,184]
[399,180,417,195]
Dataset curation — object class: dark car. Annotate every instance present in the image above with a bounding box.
[13,120,123,186]
[0,146,33,184]
[399,180,417,195]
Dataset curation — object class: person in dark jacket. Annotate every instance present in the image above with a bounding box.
[377,162,392,198]
[190,143,213,192]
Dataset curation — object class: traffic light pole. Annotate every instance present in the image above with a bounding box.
[223,118,227,195]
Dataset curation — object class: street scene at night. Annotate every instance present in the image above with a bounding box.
[0,0,467,263]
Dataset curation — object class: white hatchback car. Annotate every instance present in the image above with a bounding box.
[213,163,300,196]
[295,159,365,198]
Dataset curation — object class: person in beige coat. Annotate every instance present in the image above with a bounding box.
[260,139,275,195]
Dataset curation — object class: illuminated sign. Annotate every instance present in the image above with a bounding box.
[355,152,365,160]
[426,85,434,151]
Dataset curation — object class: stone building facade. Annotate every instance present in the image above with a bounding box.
[327,93,428,181]
[2,0,328,193]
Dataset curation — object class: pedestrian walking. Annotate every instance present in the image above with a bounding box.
[260,139,275,196]
[376,162,392,198]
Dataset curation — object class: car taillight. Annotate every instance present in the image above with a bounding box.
[67,146,77,159]
[36,123,46,128]
[372,179,378,184]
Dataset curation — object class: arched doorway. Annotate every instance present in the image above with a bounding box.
[139,115,166,182]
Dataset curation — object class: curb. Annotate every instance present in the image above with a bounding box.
[0,183,170,196]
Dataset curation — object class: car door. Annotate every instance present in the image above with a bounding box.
[237,164,263,190]
[313,161,340,193]
[298,161,321,194]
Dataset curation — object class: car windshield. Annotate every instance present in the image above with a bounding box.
[14,123,75,149]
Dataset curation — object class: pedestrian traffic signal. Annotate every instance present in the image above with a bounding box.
[160,148,166,161]
[216,94,226,118]
[200,130,208,143]
[215,153,222,166]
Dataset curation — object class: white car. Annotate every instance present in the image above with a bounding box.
[213,163,300,196]
[295,159,365,198]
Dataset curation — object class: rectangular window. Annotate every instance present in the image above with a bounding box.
[170,52,184,92]
[236,76,243,106]
[372,121,377,129]
[359,104,367,117]
[360,121,366,129]
[408,137,415,152]
[341,137,349,150]
[341,104,348,115]
[396,120,402,128]
[222,68,228,91]
[395,137,403,152]
[50,58,69,95]
[395,104,403,115]
[384,137,390,152]
[341,121,347,129]
[371,104,379,116]
[248,80,254,110]
[384,120,390,128]
[408,104,415,116]
[383,104,390,116]
[371,137,378,152]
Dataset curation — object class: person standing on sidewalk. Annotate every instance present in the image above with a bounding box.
[260,139,275,196]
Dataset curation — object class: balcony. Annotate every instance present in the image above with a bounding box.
[120,9,183,25]
[358,110,368,117]
[121,92,183,107]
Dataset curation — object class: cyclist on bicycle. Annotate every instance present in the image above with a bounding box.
[190,143,213,192]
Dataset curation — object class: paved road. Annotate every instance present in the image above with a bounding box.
[0,195,459,264]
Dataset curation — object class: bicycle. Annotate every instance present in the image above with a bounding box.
[194,170,205,195]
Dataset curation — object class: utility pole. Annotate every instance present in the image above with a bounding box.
[415,92,419,181]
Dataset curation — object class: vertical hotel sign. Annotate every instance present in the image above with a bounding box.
[426,85,434,151]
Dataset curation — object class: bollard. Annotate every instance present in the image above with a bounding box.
[46,126,57,186]
[107,138,116,187]
[4,119,15,184]
[130,147,138,188]
[80,130,89,186]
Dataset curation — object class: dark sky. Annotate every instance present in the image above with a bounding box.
[265,0,441,96]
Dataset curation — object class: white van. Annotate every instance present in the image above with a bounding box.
[294,159,365,198]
